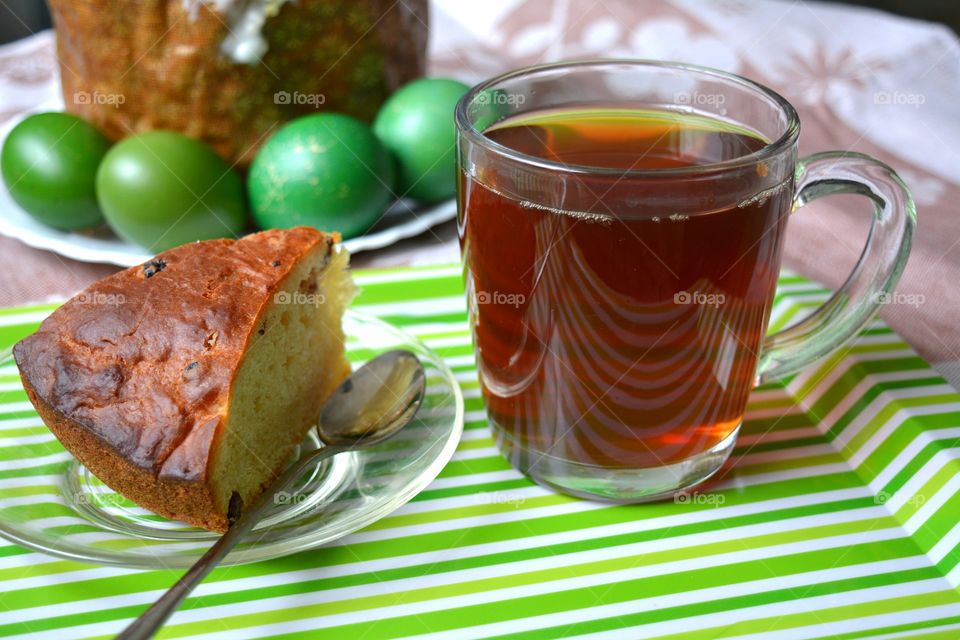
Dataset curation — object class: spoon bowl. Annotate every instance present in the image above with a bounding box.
[319,350,425,447]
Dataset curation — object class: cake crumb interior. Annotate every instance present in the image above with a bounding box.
[211,247,353,515]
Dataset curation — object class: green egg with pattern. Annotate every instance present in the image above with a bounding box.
[248,113,395,239]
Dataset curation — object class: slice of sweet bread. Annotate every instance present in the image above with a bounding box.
[14,227,354,531]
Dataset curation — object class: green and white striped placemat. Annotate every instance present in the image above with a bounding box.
[0,264,959,639]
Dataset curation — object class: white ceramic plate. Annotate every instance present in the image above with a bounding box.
[0,106,457,266]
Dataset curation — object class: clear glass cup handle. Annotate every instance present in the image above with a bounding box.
[758,151,916,382]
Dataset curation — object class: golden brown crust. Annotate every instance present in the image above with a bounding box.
[20,373,227,531]
[13,227,336,531]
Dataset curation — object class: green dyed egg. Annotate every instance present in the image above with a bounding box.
[373,77,470,203]
[248,113,395,239]
[2,112,109,230]
[96,131,246,252]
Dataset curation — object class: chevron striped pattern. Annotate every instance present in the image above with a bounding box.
[0,265,958,639]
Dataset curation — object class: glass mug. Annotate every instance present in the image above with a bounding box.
[454,60,914,501]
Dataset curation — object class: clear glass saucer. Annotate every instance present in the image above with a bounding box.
[0,311,464,568]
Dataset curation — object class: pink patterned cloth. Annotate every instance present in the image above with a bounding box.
[1,0,958,381]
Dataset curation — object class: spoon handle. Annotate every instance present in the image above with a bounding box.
[116,445,343,640]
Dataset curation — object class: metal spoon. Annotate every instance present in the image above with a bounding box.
[117,350,426,640]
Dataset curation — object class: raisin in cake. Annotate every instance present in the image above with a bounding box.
[13,227,354,531]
